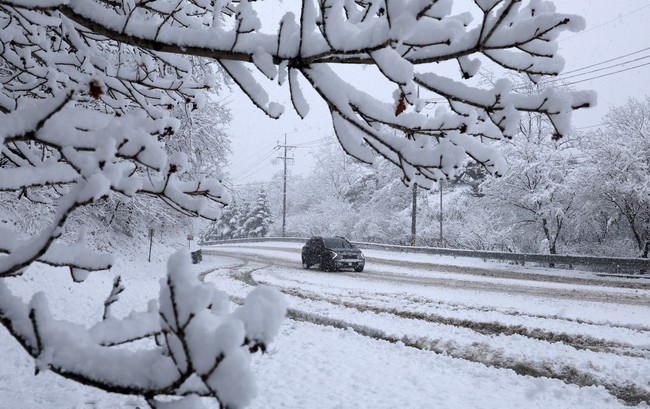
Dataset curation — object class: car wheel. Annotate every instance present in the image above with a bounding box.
[354,266,364,272]
[320,259,332,272]
[302,256,310,269]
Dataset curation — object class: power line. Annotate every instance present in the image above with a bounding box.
[509,48,650,89]
[229,180,278,189]
[573,123,603,131]
[293,135,335,147]
[234,166,274,184]
[561,46,650,76]
[562,61,650,87]
[229,142,277,172]
[231,134,331,184]
[296,140,337,149]
[512,54,650,89]
[232,148,278,183]
[234,162,275,182]
[229,127,326,181]
[553,54,650,82]
[233,148,277,178]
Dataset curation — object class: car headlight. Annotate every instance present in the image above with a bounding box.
[330,251,338,259]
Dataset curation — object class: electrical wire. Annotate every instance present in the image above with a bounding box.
[510,47,650,89]
[549,54,650,83]
[232,148,277,176]
[573,123,603,131]
[293,135,335,147]
[229,141,276,172]
[562,61,650,87]
[230,180,280,189]
[561,46,650,76]
[296,140,337,149]
[231,148,279,183]
[230,131,327,185]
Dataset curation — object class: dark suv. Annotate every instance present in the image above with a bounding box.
[302,236,365,272]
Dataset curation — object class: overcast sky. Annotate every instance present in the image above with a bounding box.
[223,1,650,187]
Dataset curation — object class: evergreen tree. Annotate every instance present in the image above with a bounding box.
[201,200,247,241]
[244,190,273,238]
[234,202,251,238]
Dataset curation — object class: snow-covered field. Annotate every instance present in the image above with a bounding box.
[2,241,649,408]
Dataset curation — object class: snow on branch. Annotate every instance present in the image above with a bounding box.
[4,1,594,185]
[0,0,593,406]
[2,250,286,407]
[26,0,590,182]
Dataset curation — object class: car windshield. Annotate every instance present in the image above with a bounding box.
[323,238,353,248]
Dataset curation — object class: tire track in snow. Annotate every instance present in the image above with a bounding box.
[197,260,247,281]
[394,293,650,333]
[281,308,650,407]
[276,287,649,358]
[350,269,649,306]
[370,257,650,291]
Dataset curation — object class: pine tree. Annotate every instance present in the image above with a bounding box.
[201,201,244,241]
[244,190,273,238]
[234,202,251,238]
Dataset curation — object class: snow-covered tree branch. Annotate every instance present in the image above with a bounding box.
[1,0,593,407]
[4,0,594,186]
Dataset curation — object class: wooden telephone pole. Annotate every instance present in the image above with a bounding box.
[275,134,295,237]
[411,183,417,246]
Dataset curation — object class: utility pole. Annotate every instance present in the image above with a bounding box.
[411,183,417,246]
[439,179,443,242]
[275,134,295,237]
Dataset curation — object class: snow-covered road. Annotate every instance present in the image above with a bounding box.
[202,242,650,408]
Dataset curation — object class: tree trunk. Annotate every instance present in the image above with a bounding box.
[542,218,556,267]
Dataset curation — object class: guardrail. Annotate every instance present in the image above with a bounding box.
[200,237,650,271]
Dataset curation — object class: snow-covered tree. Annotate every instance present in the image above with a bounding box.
[170,97,232,180]
[1,1,592,407]
[203,188,273,240]
[232,201,250,238]
[577,98,650,258]
[308,144,368,202]
[244,189,273,237]
[480,111,579,255]
[3,1,594,186]
[349,157,413,243]
[202,199,243,241]
[279,146,413,242]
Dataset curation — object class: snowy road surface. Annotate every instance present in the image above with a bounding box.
[1,241,649,408]
[200,242,650,409]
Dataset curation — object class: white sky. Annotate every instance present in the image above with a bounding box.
[224,1,650,186]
